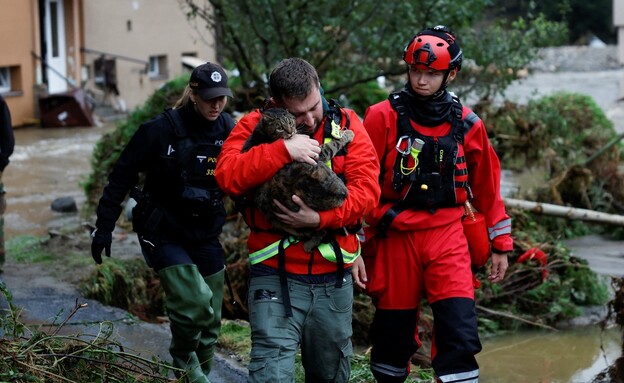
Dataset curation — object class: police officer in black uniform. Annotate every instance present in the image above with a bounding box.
[91,62,235,383]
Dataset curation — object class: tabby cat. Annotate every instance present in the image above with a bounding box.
[242,108,354,251]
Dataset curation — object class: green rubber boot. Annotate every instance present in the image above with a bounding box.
[159,264,214,383]
[196,268,225,376]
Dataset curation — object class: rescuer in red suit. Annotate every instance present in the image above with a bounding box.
[362,25,512,383]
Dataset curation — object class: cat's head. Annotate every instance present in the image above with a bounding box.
[260,108,297,140]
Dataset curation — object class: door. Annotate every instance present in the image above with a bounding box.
[44,0,67,93]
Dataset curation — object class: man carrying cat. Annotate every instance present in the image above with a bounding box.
[215,57,380,383]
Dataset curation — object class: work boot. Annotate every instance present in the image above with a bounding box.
[159,264,215,383]
[196,268,225,376]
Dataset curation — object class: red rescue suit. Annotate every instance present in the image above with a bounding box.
[215,107,380,275]
[362,95,512,383]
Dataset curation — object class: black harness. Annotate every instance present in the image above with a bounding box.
[131,107,232,249]
[377,92,478,235]
[164,108,230,216]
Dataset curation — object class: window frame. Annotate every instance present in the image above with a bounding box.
[148,55,168,79]
[0,67,11,93]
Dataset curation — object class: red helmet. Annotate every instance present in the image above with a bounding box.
[403,25,462,71]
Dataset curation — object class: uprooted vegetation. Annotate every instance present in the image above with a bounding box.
[592,276,624,383]
[0,282,178,382]
[482,92,624,225]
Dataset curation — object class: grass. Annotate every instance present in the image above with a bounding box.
[7,235,52,263]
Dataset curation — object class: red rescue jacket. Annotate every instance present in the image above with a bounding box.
[363,99,513,253]
[215,107,381,275]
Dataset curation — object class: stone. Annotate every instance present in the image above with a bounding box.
[51,196,78,213]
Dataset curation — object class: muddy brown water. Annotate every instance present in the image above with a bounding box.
[3,124,622,382]
[3,125,104,238]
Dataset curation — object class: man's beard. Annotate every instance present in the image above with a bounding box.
[296,123,317,136]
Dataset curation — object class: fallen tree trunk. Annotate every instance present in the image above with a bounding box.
[504,198,624,227]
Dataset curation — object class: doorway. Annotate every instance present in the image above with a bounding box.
[43,0,67,94]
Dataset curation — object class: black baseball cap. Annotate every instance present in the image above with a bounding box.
[189,62,233,100]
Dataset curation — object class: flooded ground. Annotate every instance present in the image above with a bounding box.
[3,124,109,238]
[479,326,621,383]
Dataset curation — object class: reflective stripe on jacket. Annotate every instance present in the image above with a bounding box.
[249,236,361,265]
[216,107,381,275]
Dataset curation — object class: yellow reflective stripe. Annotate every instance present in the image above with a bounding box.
[248,236,360,264]
[249,236,296,265]
[317,241,360,263]
[323,137,333,168]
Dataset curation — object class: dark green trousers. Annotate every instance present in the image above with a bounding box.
[247,274,353,383]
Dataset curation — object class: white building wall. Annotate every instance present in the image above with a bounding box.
[82,0,216,110]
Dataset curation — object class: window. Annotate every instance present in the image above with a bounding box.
[0,67,11,93]
[148,55,167,79]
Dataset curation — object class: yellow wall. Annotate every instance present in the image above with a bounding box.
[0,0,85,127]
[0,0,39,126]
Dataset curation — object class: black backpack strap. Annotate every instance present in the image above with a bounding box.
[278,237,293,318]
[389,92,413,138]
[449,94,464,144]
[163,108,188,137]
[388,92,413,191]
[327,237,345,288]
[323,99,351,142]
[449,95,477,194]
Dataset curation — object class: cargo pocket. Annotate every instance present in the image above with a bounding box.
[334,341,353,382]
[247,358,269,383]
[248,349,286,383]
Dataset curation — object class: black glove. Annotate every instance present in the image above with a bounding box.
[91,229,112,264]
